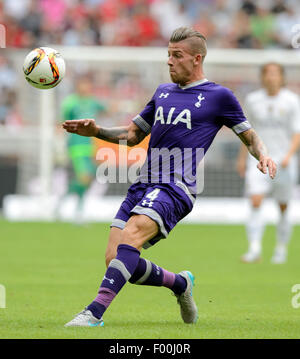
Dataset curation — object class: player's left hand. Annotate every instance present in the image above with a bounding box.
[62,119,99,137]
[257,156,277,179]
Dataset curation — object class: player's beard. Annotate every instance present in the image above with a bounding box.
[169,68,189,86]
[169,70,183,85]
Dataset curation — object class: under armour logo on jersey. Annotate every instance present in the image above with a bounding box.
[195,93,205,108]
[103,275,114,285]
[159,92,169,99]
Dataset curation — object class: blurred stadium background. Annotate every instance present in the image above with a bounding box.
[1,0,300,223]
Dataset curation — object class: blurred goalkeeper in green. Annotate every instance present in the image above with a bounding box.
[61,74,107,222]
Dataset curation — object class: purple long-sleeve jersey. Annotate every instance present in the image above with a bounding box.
[133,79,251,198]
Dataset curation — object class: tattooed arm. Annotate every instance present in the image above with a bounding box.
[62,119,147,147]
[237,128,277,179]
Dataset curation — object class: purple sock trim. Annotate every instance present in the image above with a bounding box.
[94,288,117,308]
[162,269,175,288]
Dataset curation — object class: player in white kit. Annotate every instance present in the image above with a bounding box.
[237,62,300,264]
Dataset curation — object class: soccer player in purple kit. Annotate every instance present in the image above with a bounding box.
[62,27,277,327]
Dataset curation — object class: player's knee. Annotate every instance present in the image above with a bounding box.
[121,224,141,248]
[121,216,149,248]
[121,215,158,250]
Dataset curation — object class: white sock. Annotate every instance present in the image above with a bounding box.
[246,207,265,255]
[276,210,292,251]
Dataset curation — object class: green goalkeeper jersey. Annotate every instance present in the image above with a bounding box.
[61,94,106,152]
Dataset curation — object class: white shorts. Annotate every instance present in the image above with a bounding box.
[245,156,298,203]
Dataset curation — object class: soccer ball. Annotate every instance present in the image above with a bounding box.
[23,47,65,89]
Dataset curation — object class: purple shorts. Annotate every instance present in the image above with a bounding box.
[111,181,195,249]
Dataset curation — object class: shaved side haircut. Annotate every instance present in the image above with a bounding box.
[169,27,207,63]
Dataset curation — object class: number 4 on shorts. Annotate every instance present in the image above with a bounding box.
[146,188,160,201]
[142,188,161,207]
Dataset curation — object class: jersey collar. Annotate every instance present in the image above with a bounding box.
[178,78,208,90]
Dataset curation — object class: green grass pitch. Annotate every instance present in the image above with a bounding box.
[0,220,300,339]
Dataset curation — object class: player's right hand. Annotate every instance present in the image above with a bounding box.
[62,119,99,137]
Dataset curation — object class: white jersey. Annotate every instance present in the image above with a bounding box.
[244,87,300,163]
